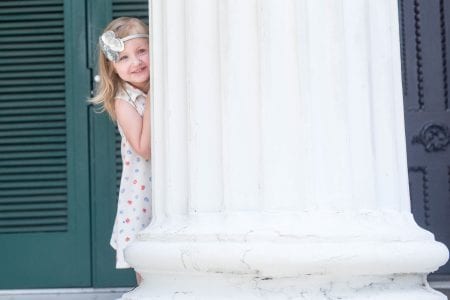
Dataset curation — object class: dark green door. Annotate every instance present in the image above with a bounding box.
[0,0,91,288]
[0,0,148,289]
[87,0,149,288]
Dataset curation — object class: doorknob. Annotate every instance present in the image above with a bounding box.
[90,75,101,97]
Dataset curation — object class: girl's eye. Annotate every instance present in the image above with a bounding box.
[138,48,147,55]
[119,55,128,62]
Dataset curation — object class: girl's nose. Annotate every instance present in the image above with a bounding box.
[131,56,142,66]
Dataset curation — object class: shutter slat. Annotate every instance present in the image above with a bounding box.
[0,42,64,50]
[0,49,64,58]
[0,92,64,101]
[0,107,65,116]
[0,158,66,166]
[0,120,65,127]
[0,87,64,95]
[0,115,65,123]
[0,210,67,219]
[0,202,66,212]
[0,1,63,8]
[0,57,64,66]
[0,101,64,109]
[0,173,65,182]
[0,71,64,80]
[0,218,67,226]
[0,225,66,233]
[0,195,66,204]
[0,151,66,160]
[0,164,65,174]
[0,181,66,189]
[0,34,64,43]
[0,14,63,22]
[0,27,63,36]
[0,121,65,130]
[1,64,64,72]
[0,6,62,15]
[0,188,66,197]
[0,20,63,30]
[0,136,66,145]
[0,129,65,138]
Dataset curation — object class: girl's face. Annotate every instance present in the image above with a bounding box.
[113,37,150,92]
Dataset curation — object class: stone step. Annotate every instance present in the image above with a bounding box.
[0,288,130,300]
[0,284,447,299]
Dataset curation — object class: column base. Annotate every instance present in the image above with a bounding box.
[121,274,446,300]
[123,211,448,299]
[126,212,447,276]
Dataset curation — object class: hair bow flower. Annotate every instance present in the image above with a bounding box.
[99,31,124,62]
[99,31,149,62]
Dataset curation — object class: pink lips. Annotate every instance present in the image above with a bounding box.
[132,66,147,74]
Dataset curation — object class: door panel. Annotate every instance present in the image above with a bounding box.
[88,0,149,287]
[400,0,450,277]
[0,0,91,288]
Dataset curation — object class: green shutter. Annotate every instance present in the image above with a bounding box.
[112,0,149,21]
[0,0,67,234]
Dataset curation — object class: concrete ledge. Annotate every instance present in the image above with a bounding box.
[0,288,130,300]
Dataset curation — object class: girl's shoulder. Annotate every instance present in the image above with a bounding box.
[115,83,147,115]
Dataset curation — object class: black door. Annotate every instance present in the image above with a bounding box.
[399,0,450,278]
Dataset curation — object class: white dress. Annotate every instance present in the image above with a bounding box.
[110,83,152,269]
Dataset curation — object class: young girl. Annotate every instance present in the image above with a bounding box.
[90,17,152,283]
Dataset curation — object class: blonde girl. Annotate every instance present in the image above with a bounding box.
[90,17,152,284]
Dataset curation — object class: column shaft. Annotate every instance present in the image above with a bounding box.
[124,1,448,299]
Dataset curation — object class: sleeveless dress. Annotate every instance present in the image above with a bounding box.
[110,83,152,269]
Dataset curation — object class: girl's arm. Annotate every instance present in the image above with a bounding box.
[115,95,151,160]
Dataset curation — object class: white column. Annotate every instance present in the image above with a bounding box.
[123,0,449,299]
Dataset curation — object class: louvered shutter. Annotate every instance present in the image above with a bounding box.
[112,0,149,20]
[0,1,91,289]
[0,0,67,233]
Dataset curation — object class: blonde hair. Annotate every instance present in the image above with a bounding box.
[89,17,149,120]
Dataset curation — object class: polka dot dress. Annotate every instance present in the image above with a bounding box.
[110,83,152,269]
